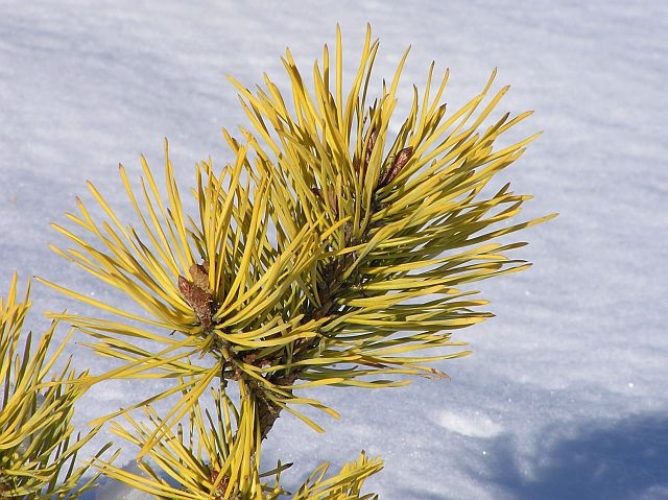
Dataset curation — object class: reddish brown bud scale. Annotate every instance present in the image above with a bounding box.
[178,261,214,329]
[243,353,257,364]
[394,146,413,172]
[378,146,413,188]
[189,262,209,291]
[365,128,378,166]
[177,275,192,297]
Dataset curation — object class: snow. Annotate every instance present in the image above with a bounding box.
[1,1,667,498]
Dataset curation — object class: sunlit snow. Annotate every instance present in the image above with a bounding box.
[1,1,666,498]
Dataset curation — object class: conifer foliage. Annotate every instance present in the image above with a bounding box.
[0,276,113,498]
[1,25,553,498]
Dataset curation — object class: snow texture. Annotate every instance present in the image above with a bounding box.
[1,1,667,499]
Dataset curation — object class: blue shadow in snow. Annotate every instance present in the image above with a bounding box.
[489,414,668,500]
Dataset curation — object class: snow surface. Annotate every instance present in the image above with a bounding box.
[1,1,667,498]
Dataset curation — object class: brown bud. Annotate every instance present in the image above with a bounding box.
[178,265,214,330]
[210,468,230,499]
[378,146,413,188]
[365,128,378,166]
[242,353,257,364]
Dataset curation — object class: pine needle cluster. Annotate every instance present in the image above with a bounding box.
[0,275,113,498]
[1,25,553,498]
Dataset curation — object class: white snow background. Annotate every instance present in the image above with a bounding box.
[1,1,667,499]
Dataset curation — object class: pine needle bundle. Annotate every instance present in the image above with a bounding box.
[0,275,113,498]
[37,25,553,497]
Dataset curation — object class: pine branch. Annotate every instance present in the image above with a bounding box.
[230,24,555,438]
[0,275,115,498]
[40,25,554,497]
